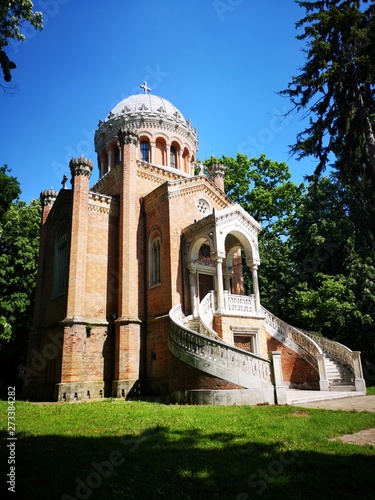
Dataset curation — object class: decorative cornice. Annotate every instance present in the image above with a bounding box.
[90,164,121,193]
[69,157,94,177]
[88,192,119,216]
[94,115,198,153]
[136,160,188,184]
[214,205,261,236]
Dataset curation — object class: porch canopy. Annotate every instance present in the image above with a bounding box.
[182,204,262,315]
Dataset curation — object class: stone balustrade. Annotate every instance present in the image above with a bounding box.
[198,292,222,341]
[169,304,272,386]
[223,292,257,315]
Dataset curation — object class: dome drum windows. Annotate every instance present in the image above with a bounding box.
[140,140,150,162]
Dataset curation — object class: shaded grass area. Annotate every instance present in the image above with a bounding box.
[1,400,375,499]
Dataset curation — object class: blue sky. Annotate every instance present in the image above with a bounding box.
[1,0,313,203]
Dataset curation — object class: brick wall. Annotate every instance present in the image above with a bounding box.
[169,352,244,392]
[267,335,320,389]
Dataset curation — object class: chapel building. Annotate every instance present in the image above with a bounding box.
[24,86,366,404]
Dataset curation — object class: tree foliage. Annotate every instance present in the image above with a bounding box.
[280,0,375,185]
[0,0,43,83]
[0,167,41,391]
[0,199,41,341]
[283,175,375,360]
[0,164,21,217]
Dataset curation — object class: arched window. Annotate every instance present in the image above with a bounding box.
[52,221,69,298]
[170,146,176,169]
[141,141,149,162]
[149,232,161,287]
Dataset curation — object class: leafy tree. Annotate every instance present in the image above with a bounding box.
[281,0,375,185]
[0,0,43,84]
[0,192,41,393]
[283,175,375,361]
[0,164,21,218]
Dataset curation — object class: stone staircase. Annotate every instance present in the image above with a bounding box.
[168,294,366,405]
[169,304,279,405]
[183,317,200,333]
[325,357,355,391]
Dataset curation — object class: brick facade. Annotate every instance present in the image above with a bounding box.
[25,91,322,402]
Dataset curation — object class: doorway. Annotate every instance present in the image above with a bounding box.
[198,273,214,301]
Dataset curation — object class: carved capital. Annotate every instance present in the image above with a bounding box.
[69,157,94,178]
[210,250,226,263]
[40,189,58,206]
[118,128,139,147]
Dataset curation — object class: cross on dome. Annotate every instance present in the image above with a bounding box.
[140,81,151,94]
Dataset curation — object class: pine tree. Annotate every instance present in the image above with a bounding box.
[281,0,375,184]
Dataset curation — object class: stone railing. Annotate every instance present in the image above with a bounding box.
[301,330,353,369]
[198,292,222,341]
[169,304,272,386]
[300,329,365,391]
[223,292,257,316]
[261,306,323,369]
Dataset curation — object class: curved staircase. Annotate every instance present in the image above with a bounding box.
[169,304,274,391]
[168,293,366,405]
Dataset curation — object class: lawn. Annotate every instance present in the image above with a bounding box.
[1,399,375,499]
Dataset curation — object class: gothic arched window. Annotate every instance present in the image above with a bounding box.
[141,141,149,162]
[149,232,161,287]
[52,221,69,298]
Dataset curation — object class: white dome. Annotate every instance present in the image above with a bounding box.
[106,93,185,122]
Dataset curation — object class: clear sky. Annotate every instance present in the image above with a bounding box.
[1,0,313,203]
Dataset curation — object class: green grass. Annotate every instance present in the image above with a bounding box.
[1,400,375,499]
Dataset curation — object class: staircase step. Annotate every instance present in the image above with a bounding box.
[183,319,200,332]
[329,384,356,392]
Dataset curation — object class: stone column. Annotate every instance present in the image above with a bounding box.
[107,149,112,172]
[224,270,233,293]
[150,141,155,164]
[316,353,329,391]
[187,155,191,175]
[270,351,287,404]
[352,352,366,392]
[166,144,171,167]
[251,263,261,313]
[188,267,197,317]
[212,251,226,312]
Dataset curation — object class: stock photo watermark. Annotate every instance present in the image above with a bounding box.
[213,0,244,21]
[269,234,341,307]
[6,386,17,493]
[8,0,72,54]
[236,450,300,497]
[238,106,294,157]
[61,428,158,500]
